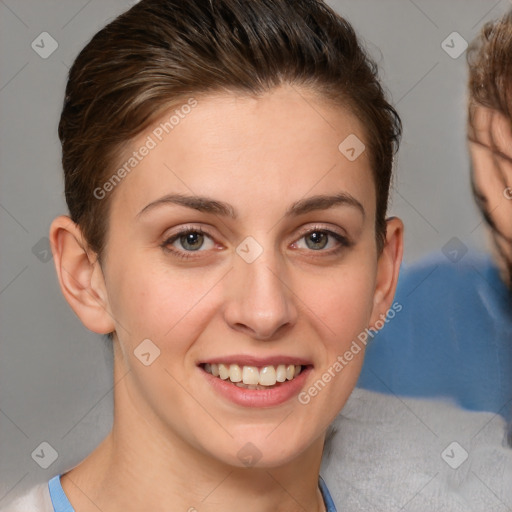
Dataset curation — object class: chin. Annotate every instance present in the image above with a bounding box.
[207,428,317,469]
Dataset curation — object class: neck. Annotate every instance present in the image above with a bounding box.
[61,356,327,512]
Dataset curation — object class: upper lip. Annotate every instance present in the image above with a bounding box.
[198,355,313,367]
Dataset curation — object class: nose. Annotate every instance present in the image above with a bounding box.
[222,248,298,340]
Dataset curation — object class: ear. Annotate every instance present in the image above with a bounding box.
[369,217,404,328]
[49,215,115,335]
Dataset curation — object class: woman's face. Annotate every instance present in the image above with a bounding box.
[90,85,397,467]
[468,105,512,282]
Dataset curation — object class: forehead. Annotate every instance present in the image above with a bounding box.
[111,86,376,219]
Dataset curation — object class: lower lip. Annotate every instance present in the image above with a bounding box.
[200,366,312,407]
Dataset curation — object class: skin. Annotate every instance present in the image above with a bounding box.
[50,84,403,512]
[468,104,512,284]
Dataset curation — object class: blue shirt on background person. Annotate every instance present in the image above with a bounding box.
[358,249,512,421]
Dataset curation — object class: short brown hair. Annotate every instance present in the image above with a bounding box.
[467,10,512,116]
[59,0,401,263]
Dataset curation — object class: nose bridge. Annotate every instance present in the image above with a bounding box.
[223,239,297,339]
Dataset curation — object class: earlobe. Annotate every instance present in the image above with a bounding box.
[369,217,404,327]
[49,215,115,335]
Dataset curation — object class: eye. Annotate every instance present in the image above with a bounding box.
[292,228,350,252]
[162,227,216,255]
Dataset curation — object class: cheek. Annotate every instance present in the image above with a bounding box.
[106,243,377,360]
[107,257,220,349]
[293,268,372,426]
[292,260,377,351]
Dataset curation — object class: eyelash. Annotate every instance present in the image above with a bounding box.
[161,225,352,260]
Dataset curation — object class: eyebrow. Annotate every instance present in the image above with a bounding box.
[287,193,365,218]
[136,192,365,219]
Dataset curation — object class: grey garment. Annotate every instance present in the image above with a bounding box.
[0,481,53,512]
[321,388,512,512]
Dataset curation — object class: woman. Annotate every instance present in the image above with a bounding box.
[1,1,403,510]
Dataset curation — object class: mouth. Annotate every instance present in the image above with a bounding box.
[198,355,313,407]
[200,362,308,390]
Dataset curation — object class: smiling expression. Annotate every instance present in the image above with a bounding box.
[82,84,396,467]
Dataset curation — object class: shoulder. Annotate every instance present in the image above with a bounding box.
[322,388,512,511]
[0,481,54,512]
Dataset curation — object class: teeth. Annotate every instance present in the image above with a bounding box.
[229,364,242,382]
[218,363,230,380]
[276,364,287,382]
[235,382,265,390]
[242,366,260,385]
[204,363,304,387]
[259,366,277,386]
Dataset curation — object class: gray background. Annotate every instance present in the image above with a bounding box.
[0,0,509,503]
